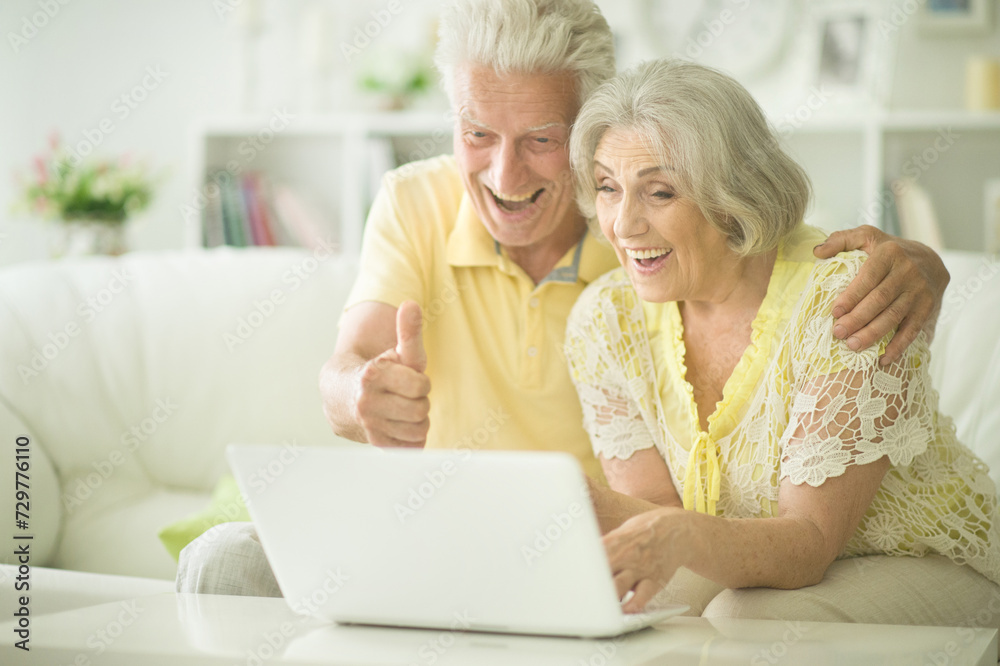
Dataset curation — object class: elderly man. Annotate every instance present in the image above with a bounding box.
[318,0,945,471]
[177,0,948,596]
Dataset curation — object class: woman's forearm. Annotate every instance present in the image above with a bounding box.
[664,508,833,590]
[588,479,683,534]
[591,449,685,534]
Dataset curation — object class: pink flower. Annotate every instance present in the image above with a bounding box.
[34,156,47,184]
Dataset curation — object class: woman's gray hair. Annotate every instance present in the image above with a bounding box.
[434,0,615,107]
[570,59,811,256]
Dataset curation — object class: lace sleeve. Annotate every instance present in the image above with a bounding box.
[780,252,935,486]
[565,274,660,461]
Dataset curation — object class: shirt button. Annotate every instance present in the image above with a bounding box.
[527,346,538,357]
[529,297,539,308]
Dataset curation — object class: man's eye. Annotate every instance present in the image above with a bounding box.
[471,131,486,138]
[535,137,549,143]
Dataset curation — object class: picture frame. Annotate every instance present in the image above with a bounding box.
[920,0,993,35]
[807,0,897,113]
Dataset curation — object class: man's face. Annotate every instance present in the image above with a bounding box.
[452,65,582,250]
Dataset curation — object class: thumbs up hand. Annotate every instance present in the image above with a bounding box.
[395,300,426,373]
[355,301,431,448]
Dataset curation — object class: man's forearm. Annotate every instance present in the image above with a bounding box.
[319,353,368,443]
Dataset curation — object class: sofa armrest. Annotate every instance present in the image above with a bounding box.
[0,400,61,567]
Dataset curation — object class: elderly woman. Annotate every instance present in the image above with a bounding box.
[566,59,1000,630]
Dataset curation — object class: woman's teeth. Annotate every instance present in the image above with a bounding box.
[624,248,670,260]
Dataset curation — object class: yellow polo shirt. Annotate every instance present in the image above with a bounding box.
[343,155,619,479]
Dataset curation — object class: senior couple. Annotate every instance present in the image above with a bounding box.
[180,0,1000,631]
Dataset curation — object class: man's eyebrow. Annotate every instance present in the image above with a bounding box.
[525,121,566,133]
[459,114,495,131]
[458,115,565,134]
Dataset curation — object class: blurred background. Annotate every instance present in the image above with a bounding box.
[2,0,999,267]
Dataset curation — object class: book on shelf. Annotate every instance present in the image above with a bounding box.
[201,170,336,250]
[221,175,250,247]
[202,180,226,248]
[985,178,1000,254]
[270,182,333,250]
[893,177,944,252]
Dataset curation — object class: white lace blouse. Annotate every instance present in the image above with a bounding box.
[565,225,1000,584]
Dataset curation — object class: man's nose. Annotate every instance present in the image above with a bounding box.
[489,140,530,194]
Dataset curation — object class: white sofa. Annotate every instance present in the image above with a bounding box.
[0,247,359,612]
[1,247,998,614]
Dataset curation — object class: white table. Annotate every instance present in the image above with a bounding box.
[1,592,996,665]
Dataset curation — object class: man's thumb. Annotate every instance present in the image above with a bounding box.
[395,301,426,372]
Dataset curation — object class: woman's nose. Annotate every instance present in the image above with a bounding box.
[613,193,647,240]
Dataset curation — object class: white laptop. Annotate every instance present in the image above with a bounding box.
[226,444,688,638]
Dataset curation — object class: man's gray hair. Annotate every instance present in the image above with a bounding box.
[434,0,615,107]
[570,59,811,256]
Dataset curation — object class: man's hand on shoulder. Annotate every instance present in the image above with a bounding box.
[813,225,949,366]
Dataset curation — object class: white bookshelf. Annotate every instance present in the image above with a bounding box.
[784,109,1000,251]
[189,111,452,256]
[191,109,1000,255]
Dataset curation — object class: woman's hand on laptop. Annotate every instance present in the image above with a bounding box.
[602,507,688,614]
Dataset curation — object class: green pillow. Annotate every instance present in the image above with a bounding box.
[158,474,251,560]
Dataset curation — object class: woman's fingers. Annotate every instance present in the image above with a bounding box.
[613,568,637,602]
[605,512,680,612]
[622,579,662,614]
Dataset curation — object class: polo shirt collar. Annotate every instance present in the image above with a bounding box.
[446,194,498,268]
[446,192,620,284]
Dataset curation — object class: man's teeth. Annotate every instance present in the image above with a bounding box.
[494,191,536,202]
[490,188,542,204]
[624,248,670,260]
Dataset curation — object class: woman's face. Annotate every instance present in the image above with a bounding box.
[592,128,736,304]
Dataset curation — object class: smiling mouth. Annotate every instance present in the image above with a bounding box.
[488,186,544,212]
[624,247,672,268]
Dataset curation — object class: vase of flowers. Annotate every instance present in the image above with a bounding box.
[16,135,155,258]
[359,49,435,111]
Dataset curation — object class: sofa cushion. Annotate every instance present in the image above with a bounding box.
[931,251,1000,489]
[56,485,209,579]
[158,474,250,561]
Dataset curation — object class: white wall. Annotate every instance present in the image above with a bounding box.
[2,0,998,267]
[2,0,241,265]
[0,0,449,267]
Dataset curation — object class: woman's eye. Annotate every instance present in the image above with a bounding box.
[471,131,487,138]
[595,185,615,193]
[653,191,674,199]
[535,137,549,143]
